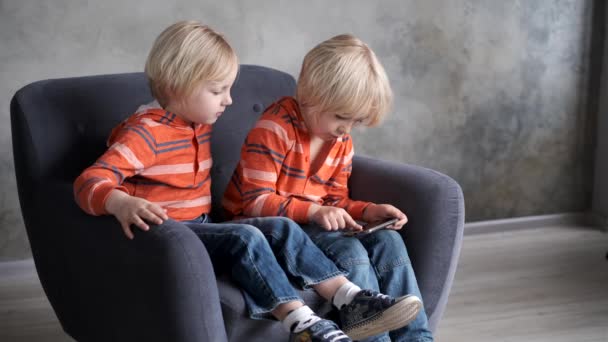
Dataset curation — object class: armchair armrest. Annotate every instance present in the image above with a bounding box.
[349,155,465,332]
[33,181,228,342]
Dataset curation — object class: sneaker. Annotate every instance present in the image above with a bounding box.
[338,290,422,340]
[289,318,352,342]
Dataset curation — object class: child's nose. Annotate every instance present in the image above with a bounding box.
[343,123,354,134]
[224,93,232,106]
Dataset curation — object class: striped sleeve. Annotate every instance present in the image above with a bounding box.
[73,125,157,215]
[234,117,313,222]
[322,139,371,220]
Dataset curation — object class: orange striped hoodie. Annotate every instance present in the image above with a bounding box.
[223,97,370,223]
[73,101,213,221]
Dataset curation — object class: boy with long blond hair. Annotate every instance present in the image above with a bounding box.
[224,34,433,341]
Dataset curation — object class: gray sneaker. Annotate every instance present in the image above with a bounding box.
[289,318,352,342]
[338,290,422,340]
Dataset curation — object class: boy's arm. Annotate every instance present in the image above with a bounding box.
[322,140,371,221]
[231,120,314,223]
[73,126,156,216]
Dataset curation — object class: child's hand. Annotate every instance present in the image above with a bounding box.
[308,205,363,231]
[362,204,408,230]
[105,190,169,239]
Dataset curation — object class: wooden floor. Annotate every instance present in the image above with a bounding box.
[1,225,607,342]
[436,225,608,342]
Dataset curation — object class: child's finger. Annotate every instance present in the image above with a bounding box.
[393,217,408,229]
[122,224,134,240]
[150,204,169,220]
[132,217,150,231]
[142,209,164,225]
[320,217,332,231]
[385,206,403,217]
[336,215,346,229]
[396,211,408,224]
[327,216,339,230]
[344,215,362,230]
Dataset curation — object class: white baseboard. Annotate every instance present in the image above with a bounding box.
[464,212,605,235]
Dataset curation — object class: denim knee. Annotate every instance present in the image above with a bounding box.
[364,230,411,272]
[263,217,307,240]
[373,229,406,246]
[325,238,368,266]
[230,224,270,250]
[268,216,299,227]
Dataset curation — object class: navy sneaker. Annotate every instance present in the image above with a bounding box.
[289,318,352,342]
[338,290,422,340]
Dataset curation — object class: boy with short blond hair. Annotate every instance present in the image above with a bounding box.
[224,34,433,341]
[75,22,417,342]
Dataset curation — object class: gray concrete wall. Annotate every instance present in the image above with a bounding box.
[0,0,598,260]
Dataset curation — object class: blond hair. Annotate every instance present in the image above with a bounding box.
[145,20,238,107]
[296,34,393,126]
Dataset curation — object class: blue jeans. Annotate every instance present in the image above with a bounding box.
[302,224,434,342]
[183,215,344,319]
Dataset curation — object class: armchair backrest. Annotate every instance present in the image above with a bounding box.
[11,65,296,222]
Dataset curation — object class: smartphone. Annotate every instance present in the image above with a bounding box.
[343,218,399,237]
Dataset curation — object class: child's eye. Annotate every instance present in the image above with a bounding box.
[212,91,221,95]
[335,114,348,120]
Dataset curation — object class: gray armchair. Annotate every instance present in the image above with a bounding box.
[10,65,464,342]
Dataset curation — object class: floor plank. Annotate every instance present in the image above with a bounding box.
[0,226,607,341]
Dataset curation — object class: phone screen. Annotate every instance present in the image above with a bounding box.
[343,218,399,237]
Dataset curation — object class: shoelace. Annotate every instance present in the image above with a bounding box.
[322,330,350,342]
[362,290,394,307]
[293,315,323,332]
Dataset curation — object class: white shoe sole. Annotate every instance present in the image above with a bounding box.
[343,295,422,340]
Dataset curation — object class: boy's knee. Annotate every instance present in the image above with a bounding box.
[335,238,367,254]
[273,216,298,225]
[326,239,369,265]
[233,224,266,242]
[371,230,412,268]
[262,217,307,240]
[374,230,407,251]
[268,216,301,231]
